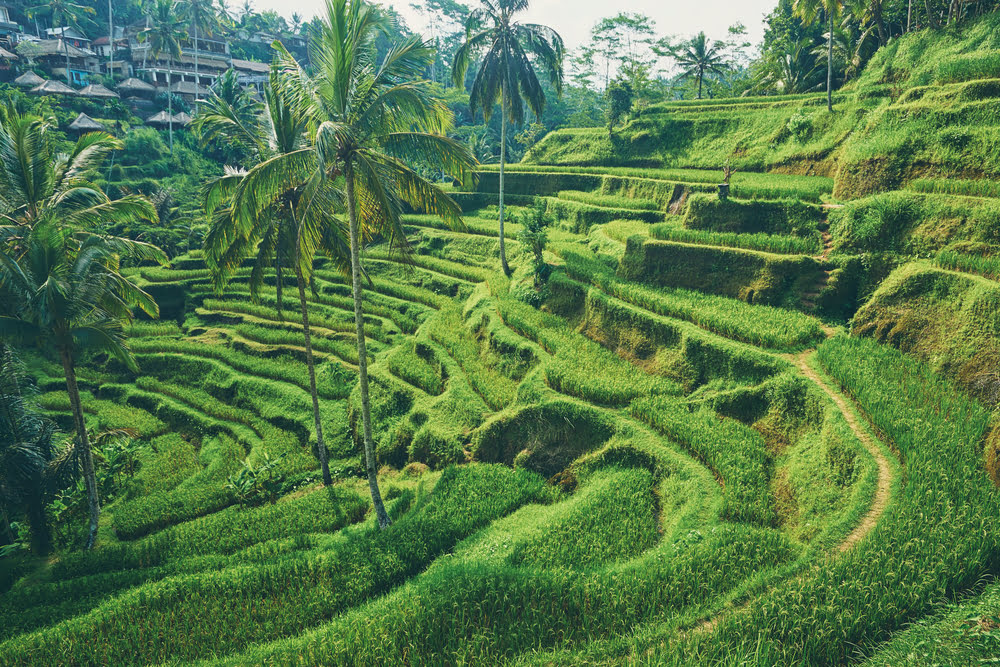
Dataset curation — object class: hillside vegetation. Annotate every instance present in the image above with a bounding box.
[3,10,1000,667]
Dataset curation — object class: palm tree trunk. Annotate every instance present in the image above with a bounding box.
[64,36,71,86]
[698,70,703,99]
[60,348,100,550]
[0,508,11,546]
[874,5,888,44]
[293,260,333,487]
[498,93,511,277]
[167,57,174,151]
[827,9,834,112]
[908,0,913,31]
[108,0,114,79]
[275,254,284,319]
[345,168,390,529]
[26,481,52,556]
[193,22,200,99]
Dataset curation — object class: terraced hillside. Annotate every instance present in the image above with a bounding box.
[4,15,1000,667]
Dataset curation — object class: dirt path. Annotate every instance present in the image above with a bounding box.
[792,351,893,552]
[691,349,896,636]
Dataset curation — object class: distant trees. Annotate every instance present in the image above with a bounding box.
[181,0,229,100]
[452,0,564,277]
[606,79,633,133]
[793,0,842,111]
[140,0,187,150]
[672,32,730,100]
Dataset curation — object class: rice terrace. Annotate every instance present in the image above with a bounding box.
[2,0,1000,664]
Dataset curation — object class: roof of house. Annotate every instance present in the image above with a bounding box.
[13,71,44,87]
[68,113,104,132]
[168,80,209,96]
[78,83,119,99]
[172,111,192,125]
[146,110,173,124]
[30,80,77,95]
[91,36,126,47]
[0,46,16,59]
[231,58,269,73]
[118,77,156,92]
[27,39,96,59]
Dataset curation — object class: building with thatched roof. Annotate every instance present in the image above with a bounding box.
[172,111,192,126]
[20,39,98,86]
[118,77,156,95]
[14,71,44,88]
[78,83,119,99]
[146,110,173,126]
[0,46,15,60]
[68,113,104,133]
[168,80,210,100]
[30,79,77,96]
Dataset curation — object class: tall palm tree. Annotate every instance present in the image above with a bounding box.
[198,62,345,487]
[673,32,729,100]
[181,0,226,100]
[0,113,163,550]
[0,346,54,555]
[277,0,476,529]
[794,0,842,112]
[27,0,96,86]
[140,0,187,151]
[452,0,563,277]
[1,224,164,550]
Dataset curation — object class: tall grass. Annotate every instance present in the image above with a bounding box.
[557,189,662,211]
[650,224,822,255]
[0,466,546,666]
[558,246,825,350]
[632,398,777,527]
[683,336,998,664]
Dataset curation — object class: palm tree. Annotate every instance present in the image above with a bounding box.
[0,346,54,555]
[198,62,344,487]
[0,113,163,550]
[181,0,226,100]
[278,0,476,529]
[1,225,164,550]
[0,113,161,242]
[793,0,842,112]
[140,0,187,151]
[452,0,563,277]
[27,0,96,86]
[673,32,729,100]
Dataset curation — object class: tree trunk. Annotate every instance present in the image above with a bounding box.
[827,9,834,112]
[60,348,100,550]
[345,167,390,529]
[498,93,511,277]
[908,0,913,31]
[64,36,71,86]
[26,481,51,556]
[0,507,11,546]
[874,4,888,44]
[925,0,939,27]
[697,70,703,99]
[108,0,114,79]
[167,57,174,151]
[294,260,333,486]
[193,22,200,99]
[275,253,284,319]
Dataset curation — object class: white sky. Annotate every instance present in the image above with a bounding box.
[248,0,778,51]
